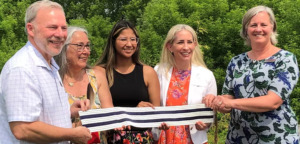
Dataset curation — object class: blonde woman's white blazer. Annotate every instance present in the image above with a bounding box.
[153,64,217,143]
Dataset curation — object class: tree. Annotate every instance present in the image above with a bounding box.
[1,0,300,143]
[0,0,32,71]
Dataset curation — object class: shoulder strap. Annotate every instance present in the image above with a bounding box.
[86,69,98,93]
[85,69,101,108]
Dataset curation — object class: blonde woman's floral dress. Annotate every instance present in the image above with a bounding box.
[68,69,107,144]
[158,68,194,144]
[222,50,299,144]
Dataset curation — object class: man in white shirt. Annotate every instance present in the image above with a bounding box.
[0,0,92,143]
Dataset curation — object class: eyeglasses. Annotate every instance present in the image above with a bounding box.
[117,37,139,45]
[67,43,91,52]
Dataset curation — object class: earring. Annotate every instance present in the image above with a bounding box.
[171,51,174,56]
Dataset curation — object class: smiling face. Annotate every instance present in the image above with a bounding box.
[247,11,273,46]
[66,31,90,69]
[167,29,196,64]
[27,7,67,61]
[114,28,138,59]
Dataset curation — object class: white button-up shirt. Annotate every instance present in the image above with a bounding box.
[0,42,72,144]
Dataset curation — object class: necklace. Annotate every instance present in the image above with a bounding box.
[65,69,85,87]
[65,76,77,87]
[65,75,77,87]
[68,82,74,87]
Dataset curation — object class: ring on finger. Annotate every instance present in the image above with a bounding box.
[218,101,222,105]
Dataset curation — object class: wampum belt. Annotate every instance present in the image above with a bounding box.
[79,104,214,132]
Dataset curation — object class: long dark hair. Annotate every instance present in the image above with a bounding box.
[95,20,142,87]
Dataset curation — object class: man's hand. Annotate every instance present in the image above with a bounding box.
[70,126,92,144]
[70,99,91,119]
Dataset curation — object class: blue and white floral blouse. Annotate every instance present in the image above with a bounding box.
[222,49,299,144]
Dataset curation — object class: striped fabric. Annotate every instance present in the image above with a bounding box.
[79,104,213,132]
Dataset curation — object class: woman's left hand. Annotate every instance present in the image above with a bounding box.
[137,101,155,109]
[195,121,210,131]
[202,94,216,108]
[158,122,169,130]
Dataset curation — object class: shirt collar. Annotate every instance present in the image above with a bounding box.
[26,41,60,71]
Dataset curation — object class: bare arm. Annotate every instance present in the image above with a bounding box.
[93,66,114,108]
[142,65,160,107]
[9,121,91,143]
[215,91,283,113]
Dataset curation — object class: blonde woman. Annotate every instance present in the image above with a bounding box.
[155,24,217,144]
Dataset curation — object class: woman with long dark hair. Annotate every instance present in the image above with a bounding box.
[94,20,160,143]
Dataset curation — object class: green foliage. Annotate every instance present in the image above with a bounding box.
[139,29,164,66]
[291,86,300,120]
[0,0,30,71]
[123,0,151,25]
[1,0,300,143]
[208,112,230,143]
